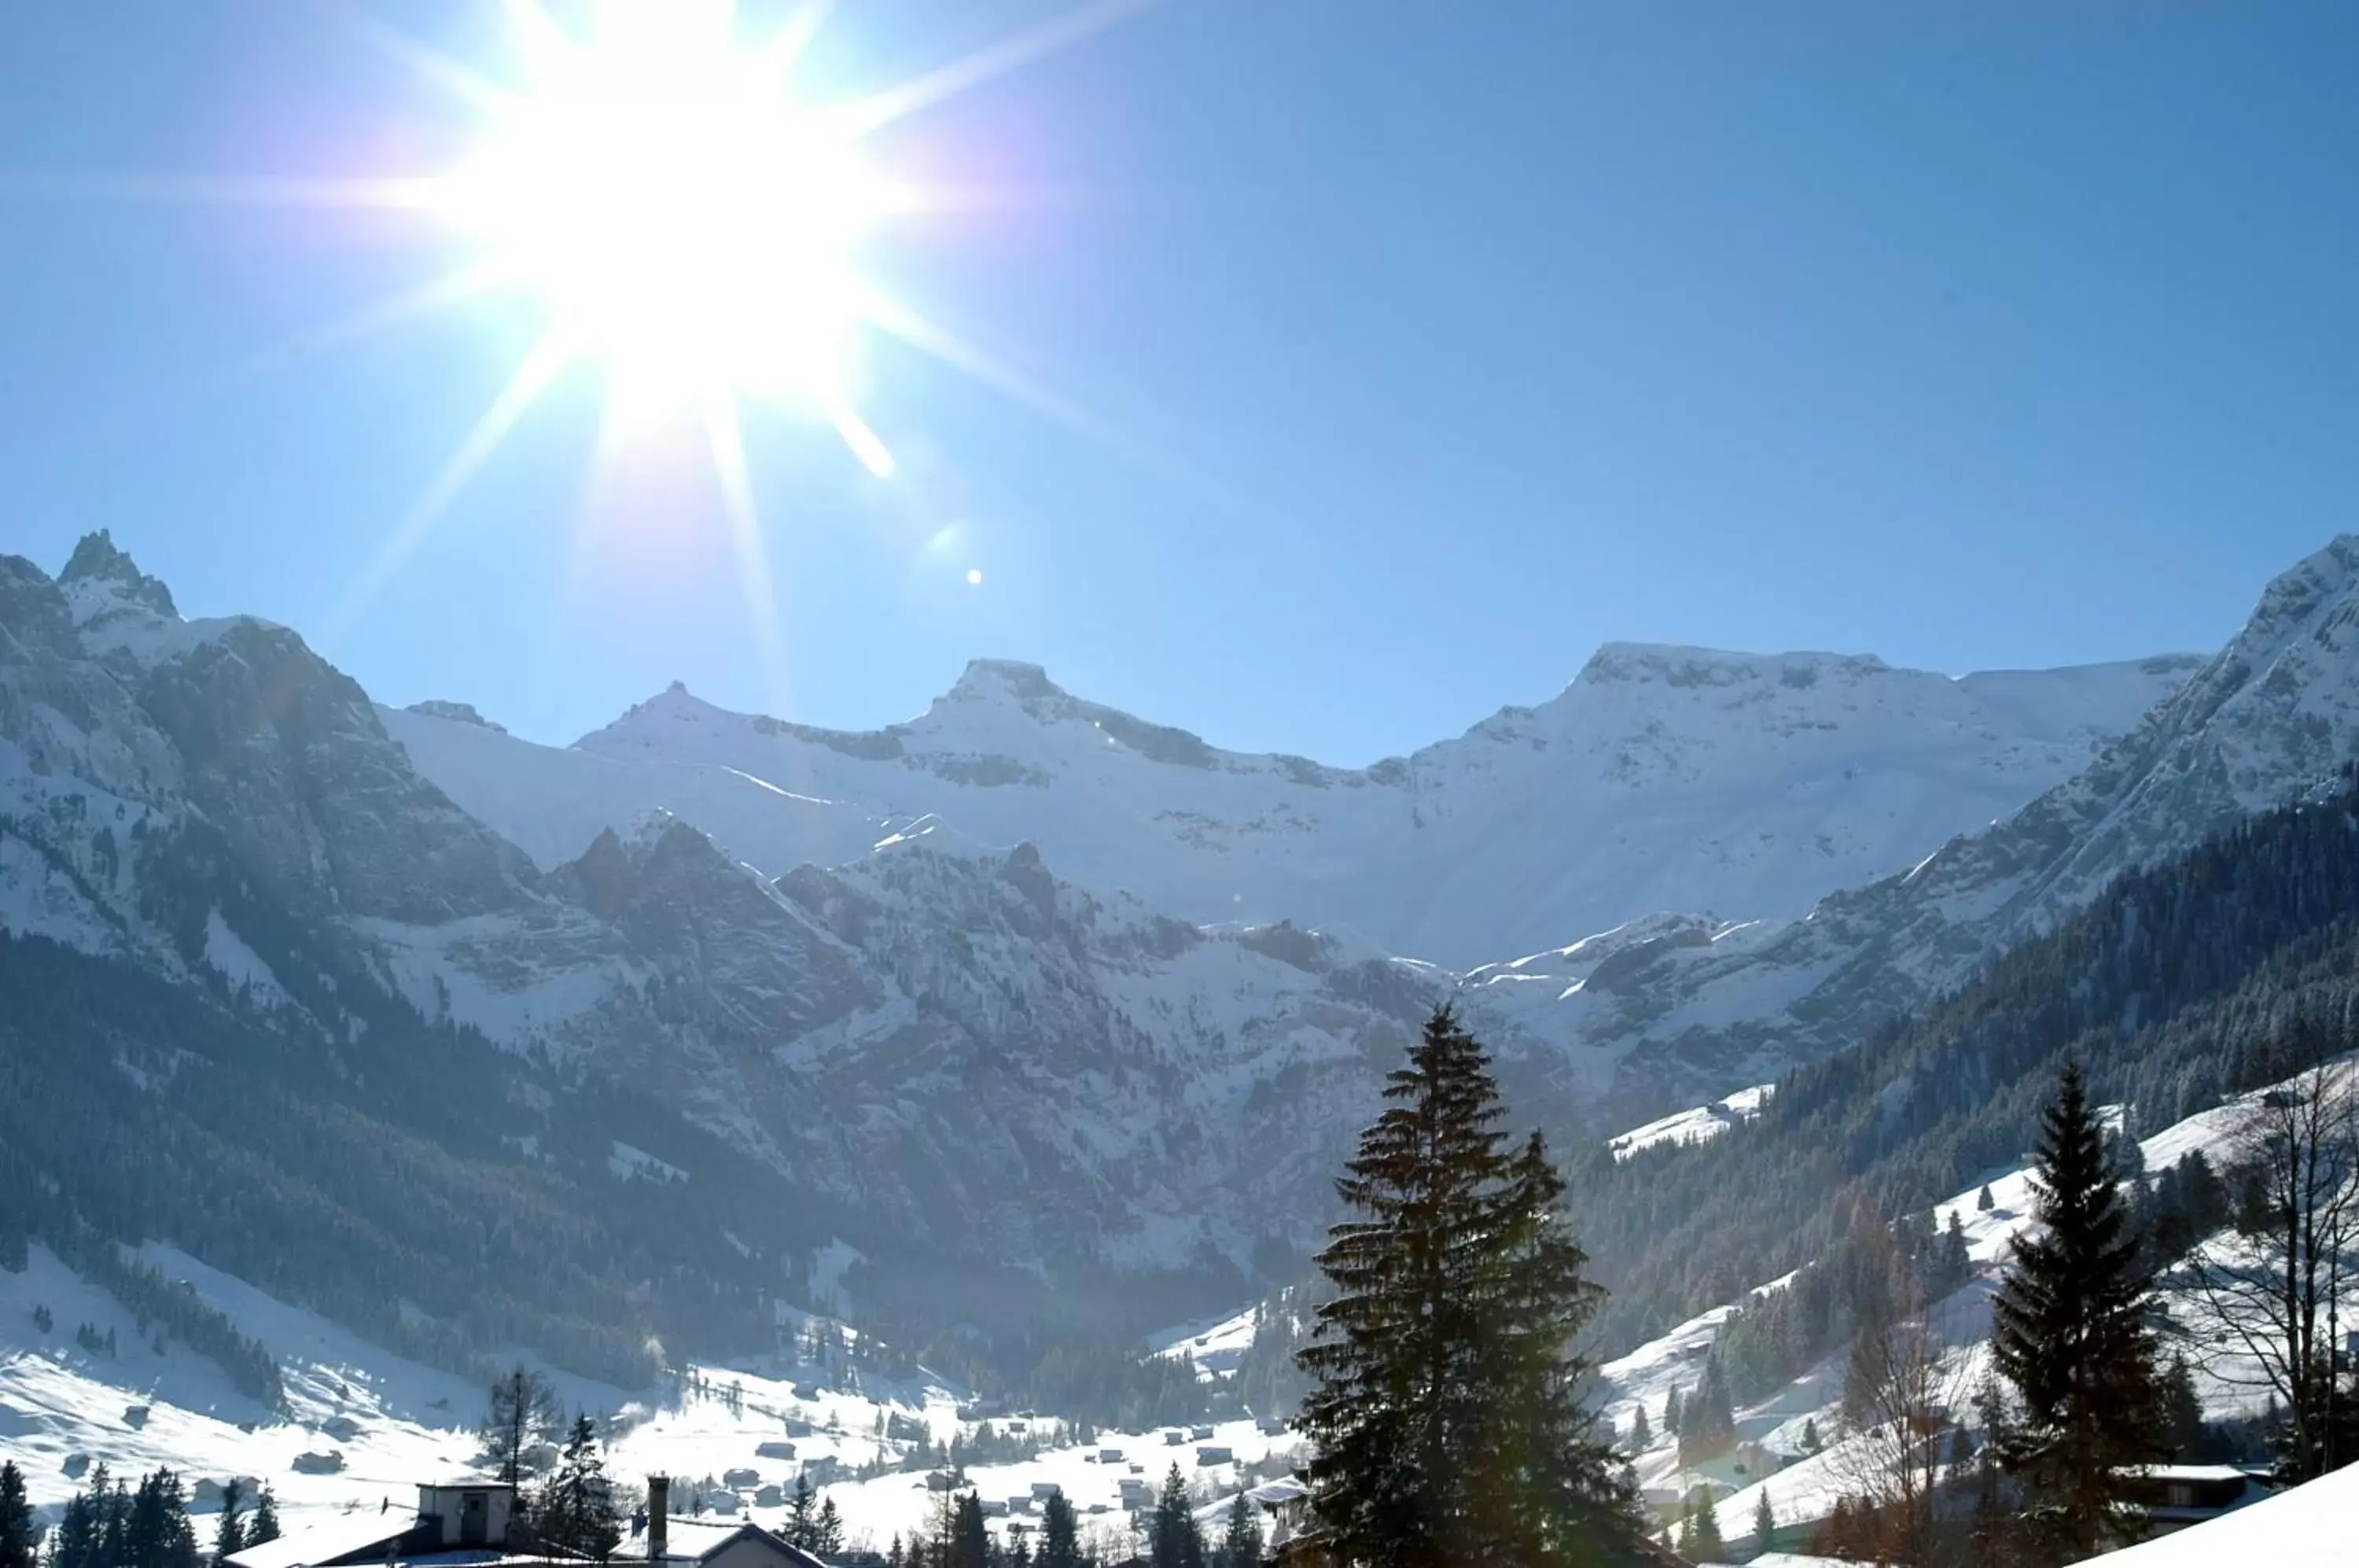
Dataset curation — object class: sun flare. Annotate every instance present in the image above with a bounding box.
[441,9,895,429]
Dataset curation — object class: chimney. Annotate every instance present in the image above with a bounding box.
[647,1476,668,1562]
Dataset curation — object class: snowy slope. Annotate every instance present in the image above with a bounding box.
[1590,1061,2359,1549]
[545,647,2194,966]
[0,1241,1289,1560]
[1456,537,2359,1113]
[2080,1461,2359,1566]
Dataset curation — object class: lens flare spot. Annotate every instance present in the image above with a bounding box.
[966,567,984,586]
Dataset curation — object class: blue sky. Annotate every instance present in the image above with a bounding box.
[2,2,2354,763]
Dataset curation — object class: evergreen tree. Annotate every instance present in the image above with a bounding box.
[1992,1062,2168,1564]
[785,1476,817,1551]
[811,1498,843,1557]
[212,1478,246,1564]
[246,1489,279,1549]
[1664,1387,1683,1437]
[1978,1184,1996,1213]
[1214,1491,1260,1568]
[1037,1492,1083,1568]
[0,1463,34,1568]
[1801,1416,1820,1454]
[1687,1496,1724,1563]
[1150,1467,1204,1568]
[2162,1356,2208,1460]
[124,1470,198,1568]
[1294,1007,1639,1568]
[539,1413,621,1560]
[1628,1404,1651,1452]
[1750,1490,1773,1553]
[1678,1356,1736,1466]
[946,1495,988,1568]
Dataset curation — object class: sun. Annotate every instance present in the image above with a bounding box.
[440,7,896,450]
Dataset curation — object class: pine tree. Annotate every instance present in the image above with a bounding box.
[540,1413,621,1560]
[1294,1007,1638,1567]
[1214,1491,1260,1568]
[1688,1496,1724,1563]
[1150,1466,1204,1568]
[785,1474,817,1550]
[1978,1184,1995,1213]
[246,1488,280,1548]
[0,1463,34,1568]
[1992,1062,2168,1564]
[1037,1491,1082,1568]
[1628,1403,1651,1452]
[947,1495,988,1568]
[213,1478,247,1563]
[1750,1490,1773,1553]
[1801,1416,1821,1454]
[2162,1356,2207,1460]
[811,1498,843,1557]
[1664,1387,1684,1437]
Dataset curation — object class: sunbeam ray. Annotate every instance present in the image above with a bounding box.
[856,284,1283,531]
[319,328,576,651]
[307,0,520,116]
[0,171,445,209]
[203,256,524,396]
[835,0,1161,139]
[501,0,580,83]
[705,396,797,716]
[756,0,841,87]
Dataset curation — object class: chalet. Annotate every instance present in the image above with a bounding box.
[223,1482,532,1568]
[2119,1465,2276,1538]
[1189,1426,1215,1442]
[1194,1447,1233,1467]
[628,1478,828,1568]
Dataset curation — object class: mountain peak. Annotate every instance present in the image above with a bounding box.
[946,658,1064,705]
[405,699,508,734]
[1573,642,1890,690]
[59,529,177,617]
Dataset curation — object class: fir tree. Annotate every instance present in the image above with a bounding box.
[246,1489,280,1548]
[1037,1492,1083,1568]
[0,1463,34,1568]
[785,1475,817,1550]
[1628,1403,1651,1452]
[1664,1387,1683,1437]
[1214,1491,1260,1568]
[1801,1415,1821,1453]
[1150,1466,1204,1568]
[1294,1007,1639,1568]
[213,1478,246,1563]
[946,1495,988,1568]
[1992,1062,2168,1564]
[1687,1496,1724,1563]
[811,1498,843,1557]
[2162,1356,2207,1460]
[539,1413,621,1560]
[1750,1490,1773,1553]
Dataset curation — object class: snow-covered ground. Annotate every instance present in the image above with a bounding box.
[2078,1457,2359,1565]
[1607,1084,1775,1160]
[1595,1060,2359,1550]
[0,1239,1294,1558]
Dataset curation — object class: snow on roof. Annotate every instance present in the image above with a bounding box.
[2078,1460,2359,1565]
[224,1518,413,1568]
[639,1518,824,1568]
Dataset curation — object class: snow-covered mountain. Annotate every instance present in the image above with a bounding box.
[1473,535,2359,1111]
[399,644,2192,969]
[7,525,2344,1335]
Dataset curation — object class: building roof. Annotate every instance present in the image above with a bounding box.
[635,1518,826,1568]
[2077,1460,2359,1566]
[226,1518,418,1568]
